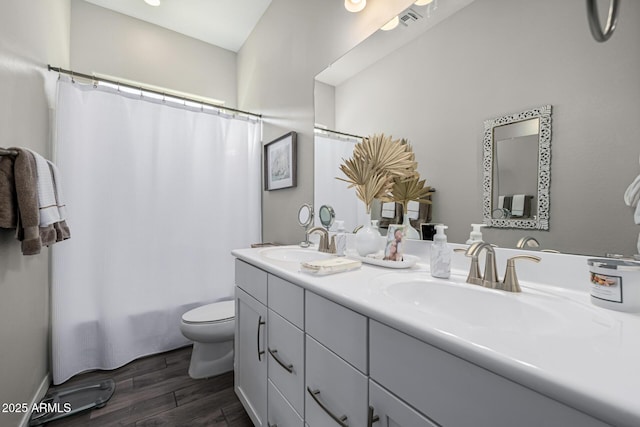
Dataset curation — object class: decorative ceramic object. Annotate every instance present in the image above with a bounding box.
[402,213,420,240]
[356,215,381,256]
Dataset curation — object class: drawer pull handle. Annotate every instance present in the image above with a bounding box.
[268,348,294,373]
[307,387,348,427]
[368,406,380,426]
[257,315,266,361]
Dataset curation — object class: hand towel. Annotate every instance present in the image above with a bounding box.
[12,149,41,255]
[26,149,60,227]
[511,194,526,216]
[46,160,70,242]
[498,195,505,209]
[0,154,17,228]
[635,201,640,225]
[624,174,640,208]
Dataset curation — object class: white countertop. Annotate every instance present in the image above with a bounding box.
[232,243,640,427]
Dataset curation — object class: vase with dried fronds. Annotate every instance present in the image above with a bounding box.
[337,134,417,255]
[384,175,433,239]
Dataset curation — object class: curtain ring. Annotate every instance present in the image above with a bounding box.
[586,0,619,42]
[92,74,97,88]
[162,93,166,103]
[70,69,75,84]
[140,87,143,98]
[117,82,120,92]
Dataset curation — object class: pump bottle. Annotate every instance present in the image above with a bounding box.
[466,223,486,244]
[430,224,452,279]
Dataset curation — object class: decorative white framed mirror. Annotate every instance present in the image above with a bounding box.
[482,105,552,230]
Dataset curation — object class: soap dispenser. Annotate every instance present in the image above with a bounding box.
[466,223,486,244]
[430,224,452,279]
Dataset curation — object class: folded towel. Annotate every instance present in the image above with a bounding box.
[624,174,640,208]
[381,202,396,219]
[0,154,17,228]
[406,200,420,220]
[635,201,640,225]
[511,194,526,216]
[46,160,71,242]
[12,149,41,255]
[498,195,505,209]
[26,149,60,227]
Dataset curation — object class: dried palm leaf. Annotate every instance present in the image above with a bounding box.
[382,176,433,213]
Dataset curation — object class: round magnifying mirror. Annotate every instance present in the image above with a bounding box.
[297,204,314,228]
[319,205,335,230]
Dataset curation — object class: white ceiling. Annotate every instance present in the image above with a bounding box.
[83,0,272,52]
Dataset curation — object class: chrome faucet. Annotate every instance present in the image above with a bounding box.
[307,226,336,254]
[516,236,540,249]
[465,242,500,289]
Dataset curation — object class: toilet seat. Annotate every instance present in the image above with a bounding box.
[182,300,235,324]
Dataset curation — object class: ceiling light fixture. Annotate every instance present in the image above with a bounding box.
[344,0,366,13]
[414,0,434,5]
[144,0,161,6]
[380,16,400,31]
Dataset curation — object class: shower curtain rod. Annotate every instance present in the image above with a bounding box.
[314,126,363,140]
[47,65,262,119]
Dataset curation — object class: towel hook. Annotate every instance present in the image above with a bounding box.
[586,0,620,42]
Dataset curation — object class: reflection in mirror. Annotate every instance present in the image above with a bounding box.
[297,203,314,247]
[483,105,551,230]
[313,0,640,256]
[313,130,368,233]
[319,205,336,230]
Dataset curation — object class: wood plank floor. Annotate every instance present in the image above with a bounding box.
[45,346,253,427]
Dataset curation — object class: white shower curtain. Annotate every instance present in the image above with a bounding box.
[51,79,261,384]
[314,134,368,232]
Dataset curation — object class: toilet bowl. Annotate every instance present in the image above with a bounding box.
[179,300,235,379]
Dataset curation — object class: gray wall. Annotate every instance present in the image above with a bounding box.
[70,0,238,107]
[333,0,640,256]
[0,1,70,426]
[238,0,415,244]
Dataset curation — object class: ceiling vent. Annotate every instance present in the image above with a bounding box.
[399,8,423,27]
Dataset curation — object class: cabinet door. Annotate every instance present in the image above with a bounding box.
[305,335,368,427]
[235,287,268,427]
[369,380,437,427]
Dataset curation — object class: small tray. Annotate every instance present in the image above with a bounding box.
[346,251,419,269]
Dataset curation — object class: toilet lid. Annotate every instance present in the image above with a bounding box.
[182,300,235,324]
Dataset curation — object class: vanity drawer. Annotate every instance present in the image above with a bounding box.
[268,379,304,427]
[369,321,608,427]
[305,292,367,373]
[305,335,367,427]
[268,274,304,329]
[235,259,267,305]
[268,309,304,416]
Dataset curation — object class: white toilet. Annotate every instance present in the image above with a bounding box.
[179,300,235,379]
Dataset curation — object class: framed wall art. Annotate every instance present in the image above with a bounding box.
[264,131,297,191]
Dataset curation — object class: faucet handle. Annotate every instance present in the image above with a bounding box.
[455,248,482,285]
[502,255,541,293]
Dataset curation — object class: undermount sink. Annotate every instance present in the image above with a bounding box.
[260,247,334,263]
[376,273,613,337]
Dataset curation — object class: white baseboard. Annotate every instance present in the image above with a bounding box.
[19,373,51,427]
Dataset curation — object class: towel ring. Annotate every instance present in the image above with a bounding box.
[586,0,620,42]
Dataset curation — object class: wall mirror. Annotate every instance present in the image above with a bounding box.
[313,0,640,256]
[482,105,552,230]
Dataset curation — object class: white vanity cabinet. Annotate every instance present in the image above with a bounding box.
[266,274,305,426]
[235,260,268,427]
[304,292,368,427]
[368,380,438,427]
[234,255,613,427]
[369,320,609,427]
